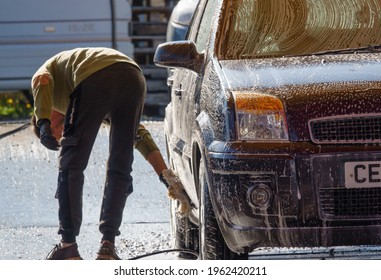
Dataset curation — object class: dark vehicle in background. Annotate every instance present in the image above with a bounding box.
[155,0,381,260]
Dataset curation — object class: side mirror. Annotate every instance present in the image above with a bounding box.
[154,40,204,73]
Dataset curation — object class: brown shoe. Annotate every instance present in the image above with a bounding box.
[46,243,83,260]
[96,240,121,260]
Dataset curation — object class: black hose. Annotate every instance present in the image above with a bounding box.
[0,122,30,140]
[128,248,199,260]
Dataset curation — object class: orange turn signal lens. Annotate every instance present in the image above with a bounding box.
[233,92,289,141]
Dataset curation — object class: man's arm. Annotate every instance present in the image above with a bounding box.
[135,124,191,215]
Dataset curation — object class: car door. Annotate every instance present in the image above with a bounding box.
[170,0,221,200]
[169,1,204,157]
[180,0,219,149]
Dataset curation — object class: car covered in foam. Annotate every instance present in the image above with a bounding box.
[155,0,381,259]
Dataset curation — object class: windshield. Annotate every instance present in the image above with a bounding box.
[217,0,381,59]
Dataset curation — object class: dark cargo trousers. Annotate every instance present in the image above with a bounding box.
[55,62,146,243]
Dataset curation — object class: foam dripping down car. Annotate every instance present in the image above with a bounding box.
[155,0,381,259]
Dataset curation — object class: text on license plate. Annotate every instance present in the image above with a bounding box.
[344,161,381,188]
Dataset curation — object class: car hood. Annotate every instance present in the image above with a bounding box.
[220,54,381,141]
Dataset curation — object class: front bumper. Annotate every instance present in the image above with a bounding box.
[206,141,381,253]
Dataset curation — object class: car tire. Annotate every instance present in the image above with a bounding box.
[170,195,199,259]
[199,157,248,260]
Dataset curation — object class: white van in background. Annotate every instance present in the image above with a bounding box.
[0,0,133,101]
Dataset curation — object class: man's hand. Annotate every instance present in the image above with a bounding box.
[160,169,191,216]
[38,119,60,151]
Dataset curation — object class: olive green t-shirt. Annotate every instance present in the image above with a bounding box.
[32,47,140,122]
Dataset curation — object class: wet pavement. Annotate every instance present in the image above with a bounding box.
[0,120,172,260]
[1,120,381,260]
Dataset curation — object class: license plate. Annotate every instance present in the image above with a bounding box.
[344,161,381,188]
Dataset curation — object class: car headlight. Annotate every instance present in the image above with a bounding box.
[233,91,289,141]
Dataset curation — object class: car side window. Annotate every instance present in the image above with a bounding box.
[192,1,219,53]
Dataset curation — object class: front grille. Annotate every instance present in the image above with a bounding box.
[309,115,381,144]
[319,187,381,219]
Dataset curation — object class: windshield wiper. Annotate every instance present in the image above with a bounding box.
[309,45,381,56]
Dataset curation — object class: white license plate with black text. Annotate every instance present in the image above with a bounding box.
[344,161,381,188]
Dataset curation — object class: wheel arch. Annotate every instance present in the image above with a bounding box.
[191,111,215,211]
